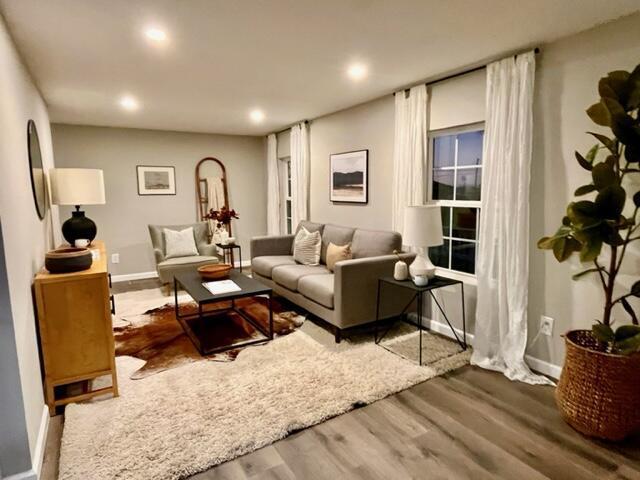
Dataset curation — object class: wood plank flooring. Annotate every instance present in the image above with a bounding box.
[41,279,640,480]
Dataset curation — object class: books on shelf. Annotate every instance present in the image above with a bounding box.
[202,279,242,295]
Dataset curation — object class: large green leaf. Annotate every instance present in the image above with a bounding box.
[599,71,631,106]
[585,143,600,162]
[635,191,640,208]
[615,325,640,341]
[553,237,581,262]
[611,112,640,146]
[614,333,640,355]
[632,280,640,297]
[621,298,639,325]
[586,102,610,127]
[595,185,626,219]
[574,184,597,196]
[575,151,593,171]
[627,144,640,163]
[579,237,603,262]
[593,323,615,343]
[625,64,640,109]
[591,162,618,190]
[588,132,617,155]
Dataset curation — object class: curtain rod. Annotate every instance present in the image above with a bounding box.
[395,47,540,95]
[273,119,309,136]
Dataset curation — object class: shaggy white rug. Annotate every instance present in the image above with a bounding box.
[60,326,469,480]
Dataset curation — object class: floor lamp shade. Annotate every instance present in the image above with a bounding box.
[50,168,105,245]
[403,205,443,283]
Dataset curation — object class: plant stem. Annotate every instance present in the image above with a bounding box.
[593,259,607,290]
[603,245,618,326]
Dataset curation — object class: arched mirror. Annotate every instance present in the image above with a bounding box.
[27,120,47,220]
[196,157,230,237]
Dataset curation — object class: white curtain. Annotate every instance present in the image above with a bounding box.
[290,122,309,228]
[266,134,281,235]
[392,84,427,236]
[471,51,552,385]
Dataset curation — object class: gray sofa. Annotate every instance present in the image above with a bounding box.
[148,222,219,292]
[250,221,416,342]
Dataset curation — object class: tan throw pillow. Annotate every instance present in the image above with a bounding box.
[293,227,321,265]
[326,242,352,272]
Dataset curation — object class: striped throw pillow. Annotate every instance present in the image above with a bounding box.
[293,227,321,265]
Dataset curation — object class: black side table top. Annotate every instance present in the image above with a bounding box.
[215,243,241,250]
[379,275,462,292]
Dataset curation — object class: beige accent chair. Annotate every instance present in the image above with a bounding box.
[251,221,416,342]
[148,222,219,294]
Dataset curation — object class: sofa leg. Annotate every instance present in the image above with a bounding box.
[334,328,342,343]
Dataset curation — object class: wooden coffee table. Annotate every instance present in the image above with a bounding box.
[173,269,273,355]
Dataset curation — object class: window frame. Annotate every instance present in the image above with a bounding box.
[279,156,293,234]
[427,122,484,280]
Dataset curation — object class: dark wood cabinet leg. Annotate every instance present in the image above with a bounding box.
[334,328,342,343]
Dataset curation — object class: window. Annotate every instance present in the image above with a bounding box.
[279,157,293,234]
[428,125,483,275]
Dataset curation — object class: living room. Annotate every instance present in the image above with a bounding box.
[0,2,639,480]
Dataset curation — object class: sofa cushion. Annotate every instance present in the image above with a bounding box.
[251,255,296,278]
[298,274,335,309]
[272,264,330,291]
[321,224,355,263]
[351,228,402,259]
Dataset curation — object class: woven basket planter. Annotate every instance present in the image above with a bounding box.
[556,329,640,441]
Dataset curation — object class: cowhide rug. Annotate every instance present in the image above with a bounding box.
[114,296,304,379]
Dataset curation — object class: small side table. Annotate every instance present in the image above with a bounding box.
[374,275,467,365]
[216,243,242,272]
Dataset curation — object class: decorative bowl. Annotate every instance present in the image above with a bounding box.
[198,264,233,280]
[45,247,93,274]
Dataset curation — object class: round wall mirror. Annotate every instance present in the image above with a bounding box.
[27,120,46,220]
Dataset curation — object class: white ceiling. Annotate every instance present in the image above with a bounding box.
[1,0,638,136]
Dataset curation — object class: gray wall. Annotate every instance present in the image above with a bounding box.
[0,13,58,477]
[51,125,267,276]
[303,13,640,369]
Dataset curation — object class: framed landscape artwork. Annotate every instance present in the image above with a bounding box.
[136,166,176,195]
[330,150,368,204]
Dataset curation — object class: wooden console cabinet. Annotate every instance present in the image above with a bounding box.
[34,241,118,415]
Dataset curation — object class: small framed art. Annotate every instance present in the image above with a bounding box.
[136,165,176,195]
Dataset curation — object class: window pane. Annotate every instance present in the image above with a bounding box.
[433,135,455,168]
[452,207,477,240]
[286,200,291,218]
[286,218,292,234]
[457,131,484,166]
[429,240,450,269]
[432,169,454,200]
[441,206,451,237]
[455,168,482,201]
[451,240,476,274]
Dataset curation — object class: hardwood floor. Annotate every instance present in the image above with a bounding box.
[41,279,640,480]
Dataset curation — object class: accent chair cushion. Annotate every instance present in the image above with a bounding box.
[271,264,330,291]
[351,228,402,259]
[298,274,335,309]
[321,224,355,263]
[156,255,219,284]
[293,227,321,265]
[163,227,199,259]
[325,242,352,272]
[251,255,296,278]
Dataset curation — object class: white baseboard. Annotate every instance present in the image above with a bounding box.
[4,469,36,480]
[111,271,158,283]
[235,260,251,269]
[408,314,562,380]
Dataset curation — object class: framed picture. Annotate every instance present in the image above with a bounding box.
[330,149,368,204]
[136,165,176,195]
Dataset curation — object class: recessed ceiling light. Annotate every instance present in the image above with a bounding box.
[144,27,167,44]
[347,63,368,81]
[249,109,265,123]
[119,95,139,111]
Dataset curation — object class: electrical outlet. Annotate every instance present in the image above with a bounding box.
[540,315,554,336]
[111,253,120,264]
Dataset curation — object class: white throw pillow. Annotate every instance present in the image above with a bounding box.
[293,227,321,265]
[164,227,199,259]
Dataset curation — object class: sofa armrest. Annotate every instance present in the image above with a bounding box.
[198,243,218,258]
[333,252,416,328]
[250,235,295,259]
[153,248,167,265]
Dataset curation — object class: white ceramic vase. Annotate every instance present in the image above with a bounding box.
[393,260,409,281]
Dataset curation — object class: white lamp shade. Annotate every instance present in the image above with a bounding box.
[50,168,105,206]
[403,205,443,247]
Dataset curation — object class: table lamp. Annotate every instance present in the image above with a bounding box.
[50,168,105,246]
[403,205,443,286]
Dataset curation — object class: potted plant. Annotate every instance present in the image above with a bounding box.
[538,64,640,441]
